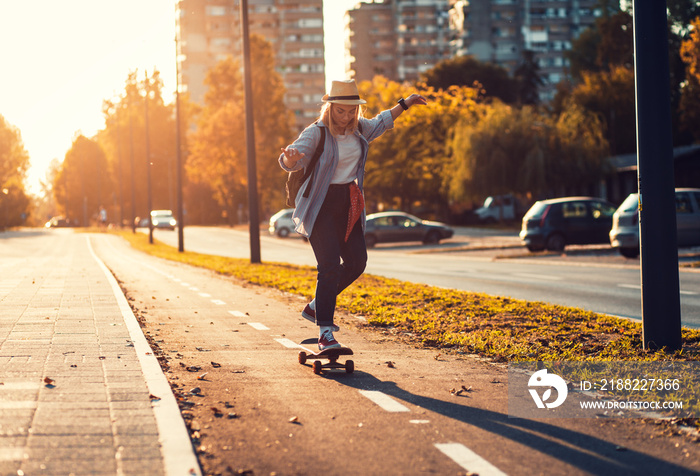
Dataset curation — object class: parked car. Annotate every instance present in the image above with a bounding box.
[269,208,295,237]
[45,216,73,228]
[474,194,521,223]
[609,188,700,258]
[364,211,454,248]
[150,209,177,230]
[519,197,617,252]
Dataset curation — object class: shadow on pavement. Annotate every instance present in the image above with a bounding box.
[327,370,697,476]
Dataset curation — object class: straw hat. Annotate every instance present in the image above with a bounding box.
[322,79,367,105]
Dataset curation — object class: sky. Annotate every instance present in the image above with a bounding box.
[0,0,358,195]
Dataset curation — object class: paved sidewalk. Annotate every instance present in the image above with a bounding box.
[0,231,199,476]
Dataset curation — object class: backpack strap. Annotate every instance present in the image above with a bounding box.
[301,126,326,199]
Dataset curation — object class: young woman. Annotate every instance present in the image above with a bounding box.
[279,79,427,350]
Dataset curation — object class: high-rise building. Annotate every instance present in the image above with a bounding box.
[346,0,602,102]
[449,0,602,101]
[176,0,325,131]
[347,0,452,83]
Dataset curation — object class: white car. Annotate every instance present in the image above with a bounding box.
[609,188,700,258]
[150,209,177,230]
[269,208,295,238]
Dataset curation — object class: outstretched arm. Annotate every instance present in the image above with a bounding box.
[390,93,428,120]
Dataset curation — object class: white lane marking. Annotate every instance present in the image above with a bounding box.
[619,283,697,295]
[189,286,199,292]
[409,420,430,424]
[618,284,641,290]
[228,310,246,318]
[180,282,190,287]
[358,390,410,413]
[248,322,269,331]
[513,273,561,281]
[0,448,26,462]
[435,443,507,476]
[211,299,226,305]
[275,337,302,349]
[198,292,211,298]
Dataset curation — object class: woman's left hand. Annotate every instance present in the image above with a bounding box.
[406,93,428,108]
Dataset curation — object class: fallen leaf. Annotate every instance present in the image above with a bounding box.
[211,362,222,368]
[227,412,238,419]
[197,373,208,380]
[386,361,395,368]
[43,377,55,387]
[289,416,299,423]
[211,407,223,417]
[149,394,161,401]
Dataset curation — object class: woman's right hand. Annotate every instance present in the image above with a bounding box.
[281,147,305,166]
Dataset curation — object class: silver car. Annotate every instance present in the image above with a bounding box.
[609,188,700,258]
[269,208,295,238]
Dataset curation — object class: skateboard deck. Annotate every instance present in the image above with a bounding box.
[298,338,354,374]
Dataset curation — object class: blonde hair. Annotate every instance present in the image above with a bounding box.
[320,103,364,136]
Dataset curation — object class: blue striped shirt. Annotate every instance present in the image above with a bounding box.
[279,110,395,237]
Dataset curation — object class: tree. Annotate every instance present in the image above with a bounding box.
[0,114,31,229]
[359,76,480,217]
[187,34,294,224]
[513,50,545,105]
[420,55,518,104]
[679,16,700,142]
[447,102,609,203]
[567,66,636,156]
[54,135,111,226]
[98,70,187,226]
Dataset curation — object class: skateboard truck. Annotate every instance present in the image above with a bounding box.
[298,338,354,374]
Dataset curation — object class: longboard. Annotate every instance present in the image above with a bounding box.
[298,338,354,374]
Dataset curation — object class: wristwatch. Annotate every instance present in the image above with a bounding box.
[398,98,408,110]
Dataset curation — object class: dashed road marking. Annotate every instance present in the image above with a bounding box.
[618,284,641,290]
[435,443,508,476]
[514,272,561,281]
[275,337,302,349]
[211,299,226,305]
[409,420,430,424]
[228,310,246,318]
[358,390,410,413]
[248,322,269,331]
[198,292,211,298]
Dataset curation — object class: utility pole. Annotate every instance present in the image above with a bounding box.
[145,74,154,245]
[633,0,682,350]
[240,0,261,263]
[175,9,185,253]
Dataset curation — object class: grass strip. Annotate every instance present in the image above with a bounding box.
[115,230,700,363]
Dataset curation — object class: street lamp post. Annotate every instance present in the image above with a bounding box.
[240,0,261,264]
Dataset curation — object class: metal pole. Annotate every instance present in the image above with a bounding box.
[129,103,137,234]
[633,0,682,350]
[175,7,185,253]
[240,0,261,264]
[145,74,154,244]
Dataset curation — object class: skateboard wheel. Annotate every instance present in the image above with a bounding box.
[298,351,307,365]
[313,360,322,375]
[345,360,354,374]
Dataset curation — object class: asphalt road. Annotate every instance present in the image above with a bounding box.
[84,230,700,476]
[145,225,700,328]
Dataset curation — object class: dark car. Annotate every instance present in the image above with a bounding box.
[609,188,700,258]
[364,211,453,248]
[519,197,617,252]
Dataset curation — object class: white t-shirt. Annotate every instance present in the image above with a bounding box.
[330,133,361,184]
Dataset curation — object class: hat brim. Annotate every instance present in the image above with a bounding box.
[322,94,366,105]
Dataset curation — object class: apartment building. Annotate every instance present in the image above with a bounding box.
[449,0,601,101]
[347,0,452,83]
[346,0,601,102]
[176,0,325,131]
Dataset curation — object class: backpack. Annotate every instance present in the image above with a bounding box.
[285,126,326,208]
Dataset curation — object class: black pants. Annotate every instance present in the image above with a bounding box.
[308,183,367,326]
